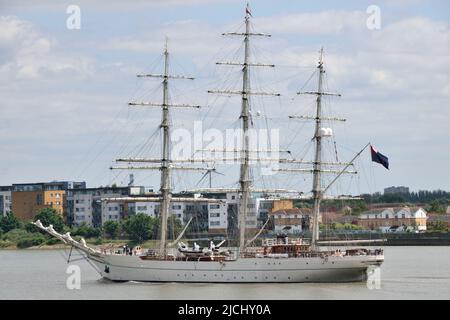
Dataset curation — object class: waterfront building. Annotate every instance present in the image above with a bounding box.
[69,186,139,227]
[0,186,12,216]
[269,207,311,235]
[11,181,85,222]
[358,207,427,231]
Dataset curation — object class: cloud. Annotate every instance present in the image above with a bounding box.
[253,10,368,35]
[0,6,449,191]
[0,16,93,80]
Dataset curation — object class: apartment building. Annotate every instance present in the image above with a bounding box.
[0,186,12,216]
[11,181,85,222]
[359,206,427,231]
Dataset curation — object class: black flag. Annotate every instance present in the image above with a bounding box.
[370,145,389,170]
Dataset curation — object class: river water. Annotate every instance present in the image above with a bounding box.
[1,246,449,299]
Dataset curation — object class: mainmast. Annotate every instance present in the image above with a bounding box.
[311,48,325,249]
[238,8,252,253]
[160,39,171,255]
[208,3,278,254]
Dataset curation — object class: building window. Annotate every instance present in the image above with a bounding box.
[210,204,220,209]
[137,206,147,211]
[172,205,182,210]
[210,221,221,226]
[385,214,389,219]
[231,196,236,200]
[210,213,220,218]
[36,194,43,205]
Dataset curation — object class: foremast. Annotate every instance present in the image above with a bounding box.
[111,38,202,257]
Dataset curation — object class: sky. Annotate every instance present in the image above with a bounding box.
[0,0,449,195]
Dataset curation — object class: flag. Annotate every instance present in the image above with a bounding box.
[370,145,389,170]
[246,4,253,17]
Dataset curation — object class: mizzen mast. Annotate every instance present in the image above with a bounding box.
[287,48,351,250]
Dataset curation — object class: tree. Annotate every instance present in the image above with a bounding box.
[0,213,23,233]
[103,220,120,239]
[429,200,446,214]
[72,223,102,238]
[121,213,157,243]
[31,208,65,233]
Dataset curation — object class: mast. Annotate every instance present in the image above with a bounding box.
[311,48,325,250]
[111,38,201,258]
[238,7,251,253]
[160,38,171,256]
[207,3,278,254]
[284,48,351,251]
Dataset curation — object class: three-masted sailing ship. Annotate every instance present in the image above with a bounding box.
[34,4,384,282]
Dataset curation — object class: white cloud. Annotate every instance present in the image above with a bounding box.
[254,10,368,35]
[0,7,449,191]
[0,16,94,80]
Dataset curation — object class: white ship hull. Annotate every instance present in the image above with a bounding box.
[88,253,383,283]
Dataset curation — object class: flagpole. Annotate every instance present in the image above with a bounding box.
[322,142,371,195]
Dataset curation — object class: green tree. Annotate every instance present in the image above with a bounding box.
[0,213,23,233]
[103,220,120,239]
[428,221,447,232]
[72,223,102,238]
[30,208,65,233]
[429,200,446,214]
[121,213,157,243]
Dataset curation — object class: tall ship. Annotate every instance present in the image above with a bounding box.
[35,4,384,283]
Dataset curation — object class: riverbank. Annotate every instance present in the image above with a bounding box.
[319,232,450,246]
[0,238,161,250]
[3,233,450,250]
